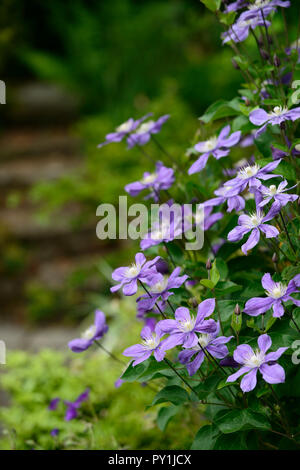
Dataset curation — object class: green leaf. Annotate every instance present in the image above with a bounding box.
[152,385,189,406]
[215,409,270,434]
[200,0,221,12]
[191,425,220,450]
[200,279,215,289]
[199,98,241,124]
[121,361,147,382]
[157,405,180,431]
[210,259,220,286]
[216,258,228,281]
[137,358,173,382]
[214,432,248,450]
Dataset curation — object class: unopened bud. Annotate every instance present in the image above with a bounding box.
[273,55,281,67]
[190,297,198,309]
[272,252,278,263]
[206,259,212,270]
[234,304,241,316]
[231,58,239,70]
[261,49,269,60]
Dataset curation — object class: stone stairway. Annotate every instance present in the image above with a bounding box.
[0,82,112,328]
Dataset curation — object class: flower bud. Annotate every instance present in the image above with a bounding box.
[272,252,278,263]
[234,303,241,316]
[231,58,239,70]
[261,49,269,60]
[273,55,281,67]
[206,259,212,270]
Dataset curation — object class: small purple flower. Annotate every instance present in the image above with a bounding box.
[48,398,60,411]
[244,273,300,318]
[227,209,279,255]
[68,310,108,353]
[222,12,270,44]
[158,299,218,351]
[114,378,124,388]
[227,334,287,392]
[97,114,151,148]
[111,253,159,295]
[140,203,183,250]
[257,180,298,212]
[125,161,174,201]
[123,322,166,366]
[127,115,170,148]
[188,125,241,175]
[137,299,166,320]
[183,204,223,232]
[178,324,233,376]
[242,0,290,21]
[137,267,188,311]
[250,105,300,137]
[64,388,90,421]
[224,0,248,13]
[50,429,59,438]
[204,184,245,213]
[224,160,282,196]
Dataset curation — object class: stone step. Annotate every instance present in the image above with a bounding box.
[0,154,82,188]
[4,82,79,126]
[0,128,82,162]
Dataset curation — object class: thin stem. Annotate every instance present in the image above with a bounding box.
[151,135,179,168]
[163,241,176,268]
[279,210,296,255]
[94,340,126,365]
[138,280,167,319]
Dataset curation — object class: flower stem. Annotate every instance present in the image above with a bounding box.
[138,280,167,319]
[279,210,296,255]
[94,340,126,365]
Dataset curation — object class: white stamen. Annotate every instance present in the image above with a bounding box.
[151,276,169,294]
[238,164,261,180]
[116,119,133,133]
[142,173,157,185]
[124,263,141,278]
[178,316,196,333]
[142,334,159,350]
[266,282,287,299]
[82,325,97,340]
[244,349,265,368]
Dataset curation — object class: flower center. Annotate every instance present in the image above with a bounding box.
[269,184,277,195]
[270,106,288,117]
[178,316,196,333]
[198,333,211,348]
[142,334,159,350]
[151,276,169,294]
[136,121,154,134]
[248,0,270,9]
[82,325,97,340]
[244,349,265,368]
[204,136,218,152]
[267,282,287,299]
[249,211,264,227]
[142,173,157,185]
[116,119,133,133]
[238,164,260,179]
[124,263,141,278]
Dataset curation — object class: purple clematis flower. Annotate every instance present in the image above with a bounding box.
[227,209,279,255]
[242,0,290,21]
[256,180,298,212]
[222,12,270,44]
[137,267,188,312]
[227,334,287,392]
[141,203,183,250]
[97,114,151,148]
[48,398,60,411]
[114,378,124,388]
[224,160,282,196]
[244,273,300,317]
[127,115,170,148]
[204,184,245,213]
[178,323,233,376]
[123,322,166,366]
[188,125,241,175]
[158,299,218,351]
[68,310,108,353]
[250,105,300,137]
[50,429,59,437]
[224,0,248,13]
[125,161,174,202]
[111,253,159,296]
[64,388,90,421]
